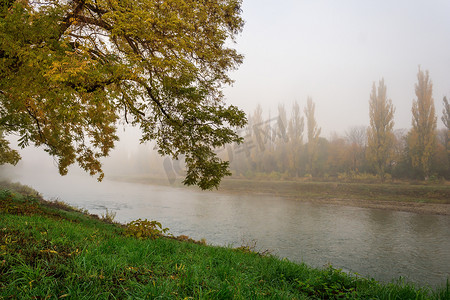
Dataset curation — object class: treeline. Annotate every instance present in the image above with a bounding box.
[224,68,450,181]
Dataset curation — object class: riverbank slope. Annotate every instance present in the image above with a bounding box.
[1,182,449,299]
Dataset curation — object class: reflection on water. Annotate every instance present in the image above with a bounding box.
[16,173,450,287]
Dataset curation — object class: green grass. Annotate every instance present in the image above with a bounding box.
[1,185,449,299]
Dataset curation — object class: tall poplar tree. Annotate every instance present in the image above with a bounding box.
[366,79,395,181]
[442,96,450,166]
[304,97,321,176]
[275,104,288,172]
[287,101,304,176]
[443,97,450,130]
[408,68,437,179]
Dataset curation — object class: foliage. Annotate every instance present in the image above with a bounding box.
[442,97,450,168]
[0,131,20,166]
[234,239,271,256]
[227,98,450,181]
[443,97,450,130]
[287,100,304,177]
[0,180,41,198]
[408,68,437,179]
[366,78,395,181]
[100,208,116,224]
[125,218,169,240]
[0,0,246,189]
[345,126,367,173]
[337,171,385,183]
[296,266,359,299]
[304,97,321,176]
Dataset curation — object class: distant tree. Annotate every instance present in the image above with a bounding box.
[346,126,367,173]
[327,133,350,176]
[442,97,450,152]
[229,111,254,177]
[275,104,288,173]
[287,101,304,176]
[408,68,437,179]
[443,97,450,127]
[0,0,246,189]
[441,96,450,176]
[315,137,330,177]
[366,79,395,181]
[434,128,450,178]
[389,129,409,178]
[250,104,265,172]
[304,97,321,175]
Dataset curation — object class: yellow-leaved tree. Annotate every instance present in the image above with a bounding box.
[0,0,246,189]
[366,78,395,181]
[408,68,437,179]
[442,96,450,170]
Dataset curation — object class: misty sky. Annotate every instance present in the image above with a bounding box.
[224,0,450,136]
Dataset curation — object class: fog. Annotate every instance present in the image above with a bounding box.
[224,0,450,136]
[0,126,168,185]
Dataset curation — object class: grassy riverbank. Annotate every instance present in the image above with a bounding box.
[1,182,449,299]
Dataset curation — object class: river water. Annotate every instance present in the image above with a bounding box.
[14,173,450,288]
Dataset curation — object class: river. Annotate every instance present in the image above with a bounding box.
[14,173,450,288]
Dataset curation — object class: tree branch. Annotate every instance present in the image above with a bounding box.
[25,106,45,142]
[59,0,86,36]
[142,84,174,123]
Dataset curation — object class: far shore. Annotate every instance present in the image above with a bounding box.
[107,175,450,216]
[271,197,450,216]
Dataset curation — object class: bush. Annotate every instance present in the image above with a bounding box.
[0,180,41,198]
[337,171,384,183]
[101,208,116,223]
[124,219,169,239]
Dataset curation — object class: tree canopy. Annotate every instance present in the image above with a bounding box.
[409,68,437,179]
[304,97,321,175]
[0,0,246,189]
[367,78,395,181]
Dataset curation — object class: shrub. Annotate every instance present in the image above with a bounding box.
[125,219,169,239]
[101,208,116,223]
[296,266,359,299]
[0,180,41,198]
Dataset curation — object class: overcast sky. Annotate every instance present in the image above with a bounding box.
[224,0,450,136]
